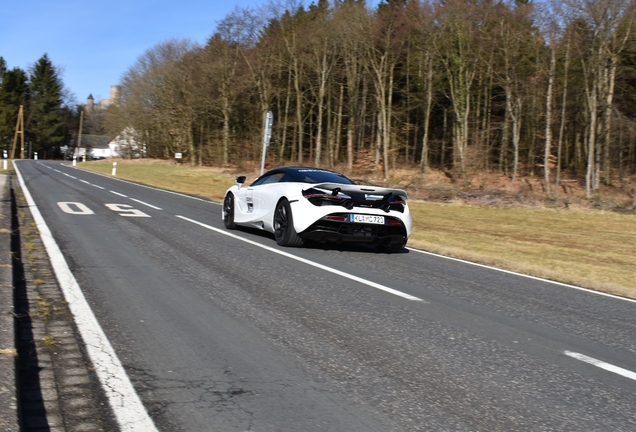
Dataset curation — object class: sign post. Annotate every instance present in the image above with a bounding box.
[260,111,273,176]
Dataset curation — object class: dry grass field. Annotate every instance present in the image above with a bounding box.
[75,158,636,300]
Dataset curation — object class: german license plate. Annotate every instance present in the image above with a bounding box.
[351,214,385,224]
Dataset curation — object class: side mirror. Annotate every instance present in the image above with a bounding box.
[235,176,246,189]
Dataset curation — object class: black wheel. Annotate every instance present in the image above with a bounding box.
[377,240,406,253]
[223,193,237,229]
[274,199,304,247]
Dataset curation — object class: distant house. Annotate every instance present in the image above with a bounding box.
[109,128,141,158]
[75,134,111,160]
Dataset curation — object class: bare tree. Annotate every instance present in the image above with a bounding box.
[304,0,338,167]
[332,0,368,173]
[559,0,636,197]
[119,39,198,160]
[434,0,483,182]
[407,0,438,174]
[363,1,408,177]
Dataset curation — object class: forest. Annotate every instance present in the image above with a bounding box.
[3,0,636,200]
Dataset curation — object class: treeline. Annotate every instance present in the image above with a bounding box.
[0,54,68,159]
[109,0,636,197]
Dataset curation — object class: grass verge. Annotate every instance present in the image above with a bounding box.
[77,159,636,300]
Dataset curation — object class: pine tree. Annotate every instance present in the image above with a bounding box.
[0,64,29,153]
[0,57,7,77]
[27,53,65,157]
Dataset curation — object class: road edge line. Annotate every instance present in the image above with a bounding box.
[14,161,158,431]
[408,248,636,304]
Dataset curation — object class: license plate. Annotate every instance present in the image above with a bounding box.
[350,214,385,224]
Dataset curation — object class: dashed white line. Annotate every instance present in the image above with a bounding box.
[176,215,425,302]
[564,351,636,382]
[110,190,128,197]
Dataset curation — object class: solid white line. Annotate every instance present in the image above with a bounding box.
[14,162,158,431]
[129,198,162,210]
[564,351,636,382]
[408,248,636,304]
[176,215,425,302]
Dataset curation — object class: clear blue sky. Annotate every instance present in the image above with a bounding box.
[1,0,259,105]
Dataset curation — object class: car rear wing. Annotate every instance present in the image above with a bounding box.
[311,183,408,199]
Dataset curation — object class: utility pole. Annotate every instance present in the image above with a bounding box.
[260,111,273,175]
[78,109,84,160]
[11,105,24,159]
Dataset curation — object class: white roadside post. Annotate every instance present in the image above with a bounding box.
[3,150,7,170]
[260,111,274,176]
[72,156,77,167]
[112,162,117,176]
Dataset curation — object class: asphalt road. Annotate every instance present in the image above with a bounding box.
[16,160,636,431]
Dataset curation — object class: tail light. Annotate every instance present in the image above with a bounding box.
[326,215,348,222]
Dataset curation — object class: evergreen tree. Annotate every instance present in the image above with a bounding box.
[0,65,29,153]
[27,53,64,157]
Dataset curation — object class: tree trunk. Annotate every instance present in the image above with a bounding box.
[544,41,556,195]
[555,43,570,198]
[602,56,617,185]
[420,52,433,174]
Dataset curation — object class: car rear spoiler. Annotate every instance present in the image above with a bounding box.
[311,183,408,199]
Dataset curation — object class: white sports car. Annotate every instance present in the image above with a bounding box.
[222,167,411,252]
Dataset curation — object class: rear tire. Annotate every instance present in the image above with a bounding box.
[274,199,304,247]
[223,193,237,229]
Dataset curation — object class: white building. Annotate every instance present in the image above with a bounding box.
[109,127,141,158]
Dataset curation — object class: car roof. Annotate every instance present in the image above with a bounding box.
[256,166,354,184]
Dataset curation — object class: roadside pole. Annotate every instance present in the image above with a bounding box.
[260,111,273,176]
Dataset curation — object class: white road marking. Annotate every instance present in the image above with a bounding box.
[58,202,94,215]
[110,190,128,197]
[408,248,636,304]
[564,351,636,382]
[129,198,162,210]
[14,163,158,432]
[176,215,425,302]
[105,204,151,217]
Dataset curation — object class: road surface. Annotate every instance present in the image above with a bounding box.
[15,160,636,431]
